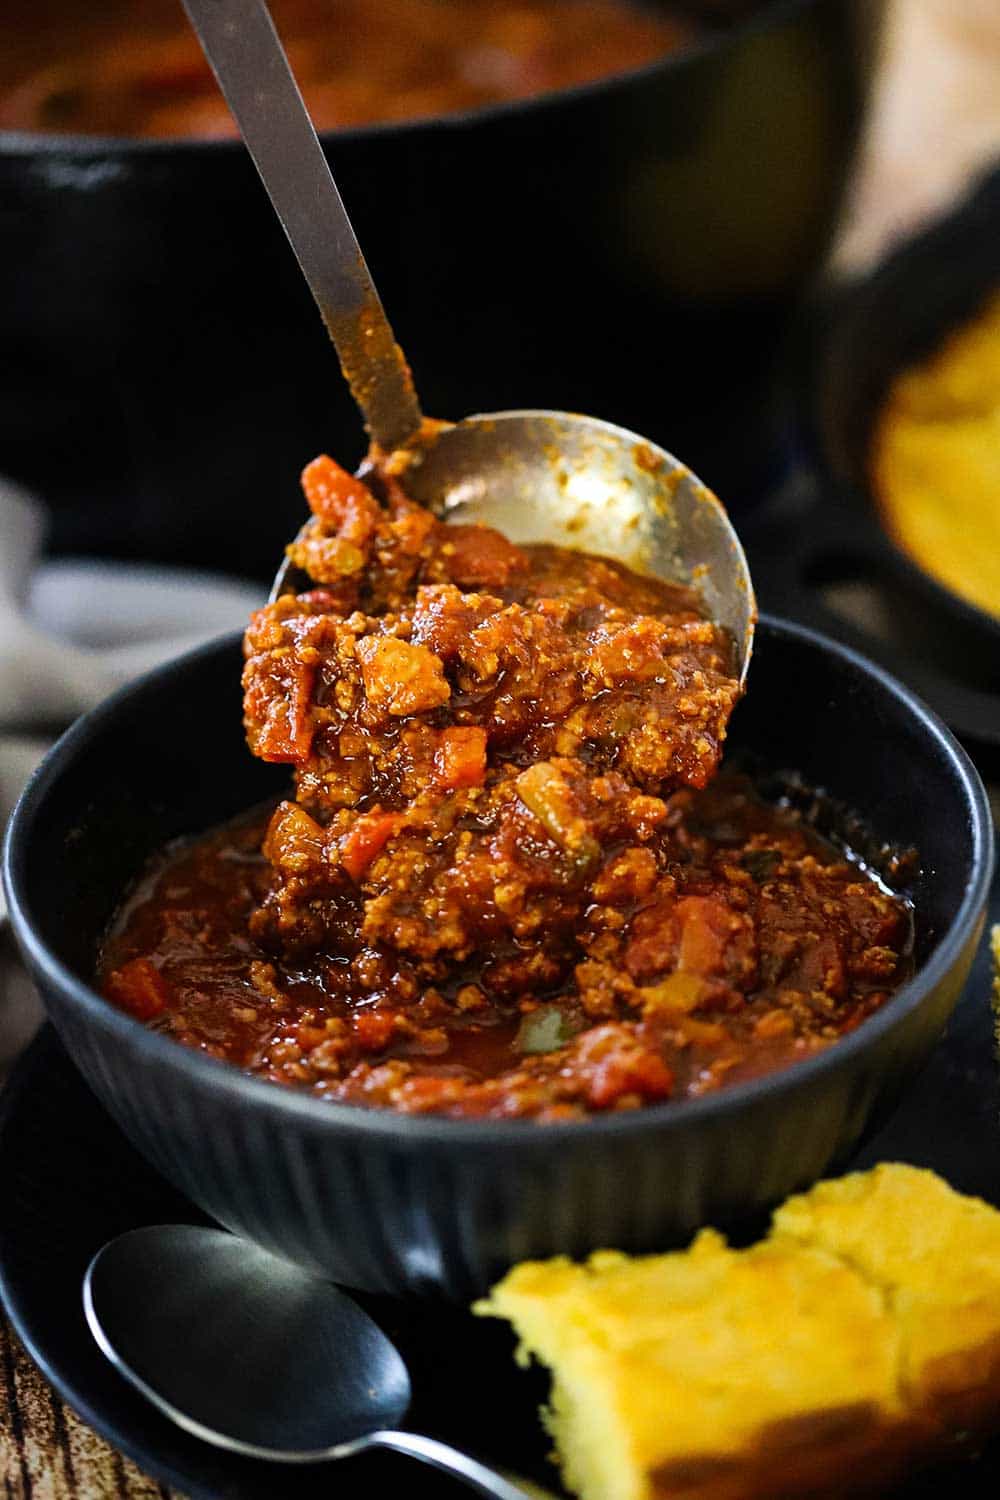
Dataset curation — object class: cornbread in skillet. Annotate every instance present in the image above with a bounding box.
[477,1164,1000,1500]
[872,287,1000,620]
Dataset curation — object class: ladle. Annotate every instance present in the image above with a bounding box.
[181,0,754,672]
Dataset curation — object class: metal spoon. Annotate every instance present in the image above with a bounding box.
[84,1224,551,1499]
[180,0,754,678]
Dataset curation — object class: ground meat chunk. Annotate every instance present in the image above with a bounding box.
[356,635,451,717]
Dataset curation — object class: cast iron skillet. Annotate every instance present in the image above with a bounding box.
[0,0,881,578]
[748,162,1000,745]
[2,618,992,1299]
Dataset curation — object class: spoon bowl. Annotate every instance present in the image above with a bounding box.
[85,1225,409,1458]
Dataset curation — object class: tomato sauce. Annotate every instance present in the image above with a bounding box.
[3,0,690,138]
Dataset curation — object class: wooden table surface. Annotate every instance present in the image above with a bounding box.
[0,1309,176,1500]
[1,1,998,1494]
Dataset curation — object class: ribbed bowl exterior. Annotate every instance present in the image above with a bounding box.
[4,619,993,1298]
[44,959,973,1300]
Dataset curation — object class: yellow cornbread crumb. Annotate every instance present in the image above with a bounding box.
[872,287,1000,621]
[477,1164,1000,1500]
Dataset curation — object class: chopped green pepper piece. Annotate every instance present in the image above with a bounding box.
[515,762,600,876]
[517,1004,577,1055]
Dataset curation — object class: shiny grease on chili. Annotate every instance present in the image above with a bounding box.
[100,455,912,1120]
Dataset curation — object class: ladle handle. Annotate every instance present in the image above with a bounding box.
[354,1429,548,1499]
[180,0,423,453]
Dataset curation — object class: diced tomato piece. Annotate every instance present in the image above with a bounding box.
[586,1047,674,1109]
[105,958,170,1021]
[433,726,488,790]
[340,809,404,883]
[436,524,528,588]
[676,896,729,975]
[301,456,380,547]
[568,1024,674,1109]
[352,1010,397,1050]
[624,899,676,980]
[243,650,315,764]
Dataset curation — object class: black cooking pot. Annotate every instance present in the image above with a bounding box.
[0,0,881,580]
[3,618,991,1298]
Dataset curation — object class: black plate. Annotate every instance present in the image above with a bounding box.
[2,832,1000,1500]
[0,1029,556,1500]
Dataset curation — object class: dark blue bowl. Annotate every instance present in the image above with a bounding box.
[3,616,992,1297]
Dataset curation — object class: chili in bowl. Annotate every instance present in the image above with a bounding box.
[100,458,912,1123]
[1,459,992,1295]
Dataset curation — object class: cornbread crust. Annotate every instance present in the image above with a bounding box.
[477,1164,1000,1500]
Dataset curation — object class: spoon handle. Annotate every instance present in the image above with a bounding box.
[180,0,423,453]
[356,1429,547,1498]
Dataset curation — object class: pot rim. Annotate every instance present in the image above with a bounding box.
[3,612,992,1150]
[0,0,822,158]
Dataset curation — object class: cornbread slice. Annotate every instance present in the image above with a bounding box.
[477,1164,1000,1500]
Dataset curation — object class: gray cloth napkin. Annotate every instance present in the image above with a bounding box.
[0,476,263,923]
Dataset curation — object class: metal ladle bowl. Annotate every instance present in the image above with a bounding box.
[182,0,755,681]
[275,409,755,679]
